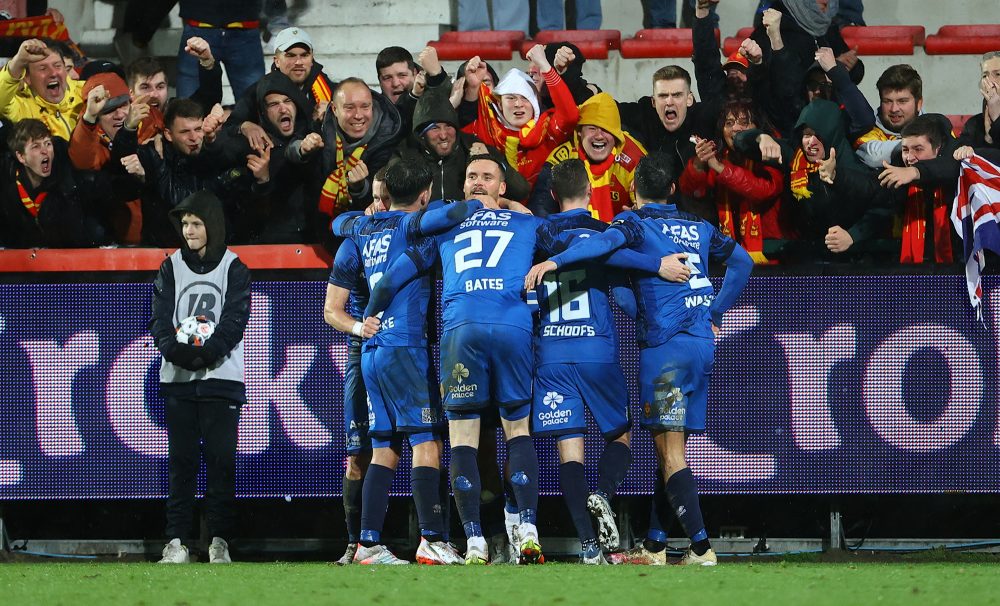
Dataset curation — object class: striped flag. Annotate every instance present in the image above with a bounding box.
[951,154,1000,319]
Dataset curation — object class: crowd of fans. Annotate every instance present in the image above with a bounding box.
[1,0,998,266]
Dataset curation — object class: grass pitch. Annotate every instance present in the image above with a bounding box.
[2,557,1000,605]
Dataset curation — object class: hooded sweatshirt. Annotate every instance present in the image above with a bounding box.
[532,92,646,221]
[150,191,251,403]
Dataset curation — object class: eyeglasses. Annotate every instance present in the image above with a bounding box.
[724,117,751,128]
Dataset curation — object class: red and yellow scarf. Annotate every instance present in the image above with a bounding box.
[789,149,820,201]
[318,136,367,217]
[16,178,46,217]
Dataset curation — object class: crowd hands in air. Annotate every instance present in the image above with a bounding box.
[0,0,996,267]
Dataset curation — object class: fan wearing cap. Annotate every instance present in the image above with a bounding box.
[67,71,157,245]
[0,38,85,141]
[530,93,647,221]
[228,26,336,152]
[461,44,579,187]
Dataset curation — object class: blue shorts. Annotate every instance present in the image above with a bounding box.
[343,339,371,455]
[361,345,444,439]
[440,324,532,421]
[532,362,629,439]
[638,334,714,432]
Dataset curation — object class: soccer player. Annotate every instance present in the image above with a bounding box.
[331,162,491,565]
[365,156,679,564]
[529,159,691,564]
[321,170,390,565]
[525,151,753,566]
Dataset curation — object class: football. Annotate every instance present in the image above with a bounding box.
[175,315,216,346]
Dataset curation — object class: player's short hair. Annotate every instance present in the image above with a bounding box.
[376,46,416,73]
[373,165,389,183]
[8,119,51,155]
[126,57,166,90]
[876,64,922,100]
[164,98,205,128]
[466,154,506,182]
[384,161,433,206]
[633,152,676,201]
[651,65,691,88]
[550,159,590,201]
[900,114,946,151]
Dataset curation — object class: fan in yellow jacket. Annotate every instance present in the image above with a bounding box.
[0,39,85,141]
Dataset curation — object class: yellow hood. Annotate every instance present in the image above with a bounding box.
[577,92,624,146]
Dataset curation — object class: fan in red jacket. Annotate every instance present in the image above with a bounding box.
[680,99,791,263]
[461,44,579,187]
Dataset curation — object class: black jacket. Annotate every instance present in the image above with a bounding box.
[150,190,251,402]
[229,60,336,129]
[0,138,102,248]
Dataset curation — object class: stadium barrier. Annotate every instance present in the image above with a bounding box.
[1,247,997,502]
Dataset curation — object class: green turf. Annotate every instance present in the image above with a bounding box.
[2,560,1000,606]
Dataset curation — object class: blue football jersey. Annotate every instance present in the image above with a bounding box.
[328,239,369,322]
[610,203,736,347]
[332,210,433,348]
[424,209,559,332]
[534,209,620,365]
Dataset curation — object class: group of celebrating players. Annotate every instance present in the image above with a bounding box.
[322,149,752,566]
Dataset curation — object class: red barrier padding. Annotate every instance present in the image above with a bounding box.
[520,38,609,59]
[936,24,1000,38]
[429,40,513,60]
[531,29,622,50]
[841,35,914,55]
[0,244,333,272]
[439,30,525,48]
[841,25,925,45]
[925,35,1000,55]
[620,38,693,59]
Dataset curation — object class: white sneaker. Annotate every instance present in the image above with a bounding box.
[677,547,718,566]
[353,544,409,565]
[208,537,231,564]
[415,537,464,565]
[586,493,620,552]
[516,522,543,565]
[581,544,607,565]
[464,536,489,565]
[158,538,190,564]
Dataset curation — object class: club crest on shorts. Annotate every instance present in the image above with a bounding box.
[543,391,563,410]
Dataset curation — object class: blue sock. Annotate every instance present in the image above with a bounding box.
[343,477,363,543]
[506,436,539,525]
[359,464,395,547]
[645,470,669,552]
[450,446,483,537]
[411,466,444,541]
[596,441,631,499]
[666,467,710,554]
[438,467,451,541]
[559,461,596,544]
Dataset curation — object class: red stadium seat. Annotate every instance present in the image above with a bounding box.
[531,29,622,49]
[520,38,609,59]
[722,26,755,56]
[439,30,525,48]
[430,30,524,60]
[925,35,1000,55]
[429,40,514,60]
[620,28,719,59]
[946,114,974,134]
[936,25,1000,38]
[841,25,925,45]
